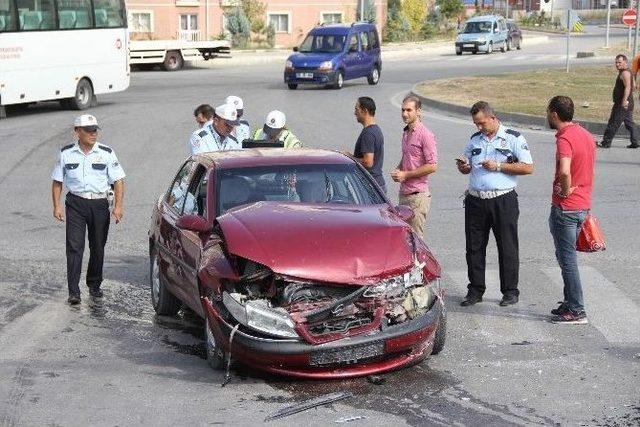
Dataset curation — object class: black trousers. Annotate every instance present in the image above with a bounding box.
[65,193,110,296]
[602,102,638,146]
[464,190,519,298]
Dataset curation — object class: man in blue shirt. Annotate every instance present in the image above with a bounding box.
[51,115,126,304]
[188,103,241,155]
[350,96,386,194]
[456,101,534,307]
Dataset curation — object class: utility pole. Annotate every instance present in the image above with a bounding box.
[635,0,640,56]
[360,0,365,21]
[605,0,612,48]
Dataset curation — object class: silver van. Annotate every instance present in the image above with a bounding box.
[455,15,508,55]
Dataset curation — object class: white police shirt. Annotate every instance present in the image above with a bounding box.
[188,121,242,155]
[51,142,126,194]
[463,124,533,191]
[232,119,251,145]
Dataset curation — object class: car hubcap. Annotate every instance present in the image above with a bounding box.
[338,74,343,87]
[372,69,379,82]
[78,87,88,104]
[152,257,160,303]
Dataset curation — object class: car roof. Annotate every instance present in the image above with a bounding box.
[466,15,504,22]
[310,22,375,35]
[193,148,353,169]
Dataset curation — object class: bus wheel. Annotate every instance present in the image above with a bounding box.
[68,78,93,110]
[163,51,183,71]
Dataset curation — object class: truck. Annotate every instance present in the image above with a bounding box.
[129,39,231,71]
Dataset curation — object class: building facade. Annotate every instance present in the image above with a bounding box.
[126,0,387,47]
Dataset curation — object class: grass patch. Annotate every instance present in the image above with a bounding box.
[414,66,638,122]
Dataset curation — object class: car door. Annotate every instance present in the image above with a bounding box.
[359,30,373,77]
[498,19,508,47]
[343,32,361,80]
[158,160,195,307]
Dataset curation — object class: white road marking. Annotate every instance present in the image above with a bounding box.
[542,266,640,343]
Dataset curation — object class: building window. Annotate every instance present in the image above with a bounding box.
[128,11,152,32]
[321,12,342,24]
[268,13,290,33]
[179,14,198,40]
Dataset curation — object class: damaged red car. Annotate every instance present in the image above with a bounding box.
[148,148,446,378]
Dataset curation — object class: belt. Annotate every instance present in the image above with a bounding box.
[70,191,108,200]
[467,188,513,199]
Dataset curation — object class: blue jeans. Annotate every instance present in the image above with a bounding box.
[548,205,588,312]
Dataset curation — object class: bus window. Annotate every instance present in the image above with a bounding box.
[16,0,55,30]
[57,0,92,29]
[0,0,17,31]
[93,0,124,28]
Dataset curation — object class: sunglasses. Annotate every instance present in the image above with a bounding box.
[80,126,99,133]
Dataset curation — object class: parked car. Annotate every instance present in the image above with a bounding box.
[284,22,381,90]
[148,148,446,378]
[455,15,508,55]
[506,21,522,51]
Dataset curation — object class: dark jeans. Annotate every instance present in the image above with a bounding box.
[465,190,520,298]
[602,102,639,146]
[65,193,110,296]
[548,205,588,312]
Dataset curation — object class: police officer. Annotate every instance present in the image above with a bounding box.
[225,95,251,144]
[252,110,302,148]
[456,101,533,307]
[51,115,126,305]
[193,104,214,129]
[187,103,241,155]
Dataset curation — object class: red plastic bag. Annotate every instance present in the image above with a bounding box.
[576,214,606,252]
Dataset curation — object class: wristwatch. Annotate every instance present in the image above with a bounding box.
[496,162,502,172]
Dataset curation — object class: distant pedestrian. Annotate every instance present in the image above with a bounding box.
[599,54,639,149]
[349,96,386,193]
[225,95,251,144]
[51,115,126,305]
[252,110,302,148]
[390,95,437,238]
[546,96,596,324]
[193,104,214,128]
[188,103,241,155]
[456,101,533,307]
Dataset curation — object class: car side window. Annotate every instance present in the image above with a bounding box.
[184,165,208,218]
[360,31,369,51]
[166,160,194,213]
[348,34,358,52]
[368,30,379,49]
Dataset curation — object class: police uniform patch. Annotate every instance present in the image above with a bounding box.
[505,129,521,137]
[198,130,208,138]
[61,143,74,152]
[521,143,529,151]
[500,140,508,148]
[98,144,112,153]
[113,161,119,167]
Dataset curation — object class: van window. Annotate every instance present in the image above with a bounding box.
[0,0,17,31]
[368,30,379,49]
[348,34,358,52]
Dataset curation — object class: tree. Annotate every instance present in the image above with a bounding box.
[240,0,266,34]
[383,0,411,42]
[403,0,428,35]
[437,0,464,20]
[224,6,251,48]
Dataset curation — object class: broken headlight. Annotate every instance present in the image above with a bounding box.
[222,292,299,339]
[363,264,426,298]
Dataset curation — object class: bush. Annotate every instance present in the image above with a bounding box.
[225,7,251,48]
[383,2,411,42]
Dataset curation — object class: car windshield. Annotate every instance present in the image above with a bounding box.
[216,163,385,215]
[298,34,347,53]
[463,21,492,33]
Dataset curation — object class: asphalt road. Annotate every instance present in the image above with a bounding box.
[1,27,639,426]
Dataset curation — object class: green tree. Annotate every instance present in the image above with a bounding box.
[225,6,251,48]
[240,0,266,34]
[403,0,428,35]
[383,1,410,42]
[437,0,464,20]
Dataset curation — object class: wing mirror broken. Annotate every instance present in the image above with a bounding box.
[176,215,212,233]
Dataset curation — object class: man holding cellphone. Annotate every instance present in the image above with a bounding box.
[457,101,534,307]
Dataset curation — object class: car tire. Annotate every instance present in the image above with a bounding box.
[333,70,344,89]
[486,42,493,54]
[67,78,93,110]
[205,317,226,370]
[456,49,462,56]
[59,99,71,110]
[287,83,298,90]
[431,309,447,355]
[367,66,380,85]
[506,39,512,51]
[150,249,182,315]
[472,50,478,55]
[163,50,183,71]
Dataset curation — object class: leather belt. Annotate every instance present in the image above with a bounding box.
[467,188,513,199]
[70,191,108,200]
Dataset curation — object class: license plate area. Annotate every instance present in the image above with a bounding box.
[310,341,384,366]
[463,44,475,48]
[296,72,314,79]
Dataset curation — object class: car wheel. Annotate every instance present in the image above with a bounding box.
[67,78,93,110]
[486,42,493,54]
[506,39,512,51]
[472,50,478,55]
[333,70,344,89]
[163,50,183,71]
[150,249,182,315]
[456,49,462,56]
[367,66,380,85]
[205,317,226,370]
[287,83,298,90]
[431,309,447,355]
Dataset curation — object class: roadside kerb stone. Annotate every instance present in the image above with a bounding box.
[410,83,623,136]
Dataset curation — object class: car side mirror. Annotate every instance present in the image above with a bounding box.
[349,46,358,53]
[176,215,212,233]
[395,205,415,223]
[293,46,299,52]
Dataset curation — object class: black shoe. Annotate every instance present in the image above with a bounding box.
[67,294,81,305]
[596,141,611,148]
[499,295,519,306]
[550,301,570,316]
[89,287,103,298]
[551,309,588,325]
[460,294,483,306]
[627,144,639,149]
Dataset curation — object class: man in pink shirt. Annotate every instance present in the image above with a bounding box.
[547,95,596,325]
[390,95,438,237]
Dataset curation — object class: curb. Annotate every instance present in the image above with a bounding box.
[410,83,625,137]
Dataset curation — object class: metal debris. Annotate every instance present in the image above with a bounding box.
[221,323,240,387]
[264,391,353,422]
[366,375,386,385]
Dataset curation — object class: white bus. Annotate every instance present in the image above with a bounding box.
[0,0,129,117]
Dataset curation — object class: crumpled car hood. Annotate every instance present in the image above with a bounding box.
[217,202,414,285]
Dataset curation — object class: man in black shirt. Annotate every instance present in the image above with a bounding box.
[350,97,386,193]
[600,54,639,149]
